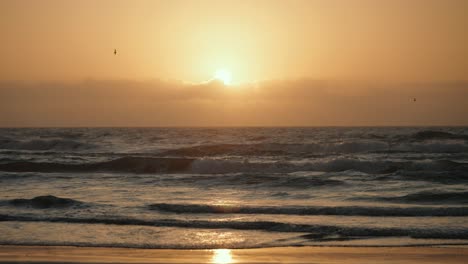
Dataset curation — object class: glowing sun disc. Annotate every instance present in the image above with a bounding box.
[214,69,232,85]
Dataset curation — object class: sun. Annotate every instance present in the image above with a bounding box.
[214,68,232,85]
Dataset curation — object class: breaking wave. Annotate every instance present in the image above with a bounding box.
[160,139,468,157]
[378,191,468,204]
[160,141,392,157]
[0,157,194,173]
[189,158,468,174]
[409,130,468,141]
[1,195,85,209]
[395,141,468,153]
[149,203,468,217]
[0,156,466,175]
[0,214,467,240]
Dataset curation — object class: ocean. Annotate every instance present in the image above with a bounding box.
[0,127,467,249]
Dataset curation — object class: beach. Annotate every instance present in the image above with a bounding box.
[1,245,468,263]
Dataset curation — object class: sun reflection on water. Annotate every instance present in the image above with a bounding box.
[212,249,233,264]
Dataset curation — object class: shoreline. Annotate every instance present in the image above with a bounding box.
[1,245,468,263]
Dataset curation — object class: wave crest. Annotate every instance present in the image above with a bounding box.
[0,139,95,151]
[149,203,468,216]
[1,214,467,240]
[378,190,468,204]
[0,156,466,175]
[0,157,194,173]
[5,195,84,209]
[410,130,468,141]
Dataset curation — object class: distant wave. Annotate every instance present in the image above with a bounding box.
[0,156,466,175]
[390,170,468,184]
[161,141,468,158]
[409,130,468,141]
[378,190,468,204]
[1,195,85,209]
[1,132,467,156]
[190,158,468,174]
[394,141,468,153]
[0,157,194,173]
[249,136,268,141]
[161,143,288,156]
[160,141,392,157]
[1,214,467,240]
[149,203,468,217]
[0,139,95,151]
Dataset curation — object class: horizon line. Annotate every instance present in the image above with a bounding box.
[1,125,467,129]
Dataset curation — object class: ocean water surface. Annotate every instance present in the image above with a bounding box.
[0,127,467,248]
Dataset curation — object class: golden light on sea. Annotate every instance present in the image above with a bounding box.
[212,249,233,264]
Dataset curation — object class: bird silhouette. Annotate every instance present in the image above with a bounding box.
[114,49,117,55]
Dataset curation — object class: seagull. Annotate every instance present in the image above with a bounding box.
[114,49,117,55]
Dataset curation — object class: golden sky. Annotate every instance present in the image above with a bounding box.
[0,0,467,126]
[1,0,467,83]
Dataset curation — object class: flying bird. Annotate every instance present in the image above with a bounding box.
[114,49,117,55]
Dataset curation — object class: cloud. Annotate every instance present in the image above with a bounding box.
[0,79,467,126]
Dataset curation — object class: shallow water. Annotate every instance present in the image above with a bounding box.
[0,127,467,248]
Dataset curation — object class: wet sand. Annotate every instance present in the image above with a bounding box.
[1,245,468,263]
